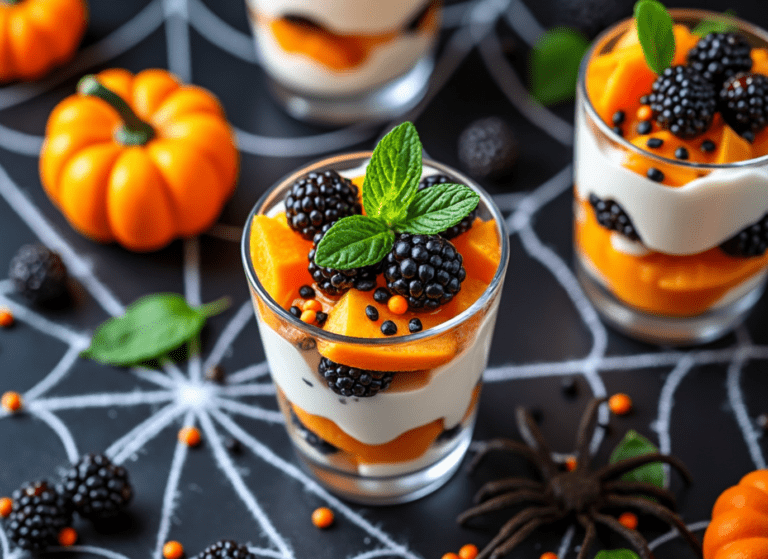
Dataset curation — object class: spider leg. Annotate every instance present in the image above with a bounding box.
[604,494,703,556]
[474,478,545,504]
[467,439,553,479]
[489,514,562,559]
[515,407,558,476]
[574,397,607,472]
[472,505,560,559]
[604,480,678,507]
[458,489,551,525]
[597,453,693,484]
[593,512,653,559]
[576,514,597,559]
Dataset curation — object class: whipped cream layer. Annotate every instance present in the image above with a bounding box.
[575,109,768,256]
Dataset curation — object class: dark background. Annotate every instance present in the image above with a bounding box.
[1,0,767,558]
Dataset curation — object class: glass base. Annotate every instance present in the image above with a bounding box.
[292,424,473,505]
[575,254,767,346]
[267,57,434,126]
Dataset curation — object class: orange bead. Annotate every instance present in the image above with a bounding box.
[618,511,638,530]
[637,105,653,121]
[302,299,321,312]
[300,309,317,324]
[178,426,201,447]
[0,497,12,518]
[609,393,633,415]
[58,527,78,547]
[162,540,185,559]
[565,456,577,471]
[1,391,23,413]
[311,506,334,528]
[441,554,460,559]
[458,544,479,559]
[387,295,408,315]
[0,308,13,327]
[540,553,559,559]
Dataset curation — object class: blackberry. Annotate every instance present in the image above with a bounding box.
[284,170,361,240]
[8,244,68,305]
[588,194,642,242]
[719,72,768,138]
[687,32,753,87]
[4,481,72,551]
[319,357,393,398]
[59,453,133,520]
[196,540,256,559]
[648,65,717,138]
[457,117,518,180]
[308,224,383,296]
[384,233,466,311]
[720,212,768,257]
[418,174,477,239]
[290,410,338,454]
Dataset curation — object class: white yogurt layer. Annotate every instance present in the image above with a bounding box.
[251,20,435,97]
[245,0,431,34]
[575,109,768,256]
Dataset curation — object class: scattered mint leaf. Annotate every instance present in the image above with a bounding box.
[81,293,230,366]
[398,183,480,235]
[609,429,667,489]
[314,215,395,269]
[634,0,676,74]
[530,27,589,106]
[692,10,737,37]
[363,122,422,225]
[595,551,641,559]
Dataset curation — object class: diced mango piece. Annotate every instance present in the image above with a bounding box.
[716,125,753,164]
[452,219,502,284]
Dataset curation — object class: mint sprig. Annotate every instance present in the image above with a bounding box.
[609,429,668,489]
[595,551,641,559]
[634,0,676,75]
[692,10,737,37]
[314,122,480,270]
[530,28,589,106]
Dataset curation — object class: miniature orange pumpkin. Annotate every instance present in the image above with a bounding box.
[0,0,87,81]
[40,68,239,252]
[703,470,768,559]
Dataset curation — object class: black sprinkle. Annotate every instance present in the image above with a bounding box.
[646,137,664,148]
[381,320,397,336]
[302,378,314,387]
[612,126,624,137]
[205,365,225,384]
[408,318,423,333]
[561,377,578,398]
[225,438,243,454]
[675,146,689,160]
[743,130,756,144]
[637,121,652,135]
[647,168,664,182]
[365,305,379,321]
[315,311,327,326]
[289,305,302,317]
[612,111,625,125]
[373,287,391,304]
[701,139,716,152]
[757,413,768,432]
[299,285,315,299]
[297,337,316,350]
[639,95,650,105]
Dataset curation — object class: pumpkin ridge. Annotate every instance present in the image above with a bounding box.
[8,6,55,80]
[0,10,17,81]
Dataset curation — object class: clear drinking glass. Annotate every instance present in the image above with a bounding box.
[574,10,768,345]
[244,0,440,124]
[241,152,509,504]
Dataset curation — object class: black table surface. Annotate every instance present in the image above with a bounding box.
[1,1,767,558]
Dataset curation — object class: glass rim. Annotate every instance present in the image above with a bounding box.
[578,8,768,170]
[240,151,511,347]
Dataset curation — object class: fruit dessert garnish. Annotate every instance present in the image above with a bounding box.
[576,1,768,317]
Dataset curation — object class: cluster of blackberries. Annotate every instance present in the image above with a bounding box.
[2,454,133,551]
[319,357,394,398]
[196,540,257,559]
[646,32,768,140]
[588,194,642,243]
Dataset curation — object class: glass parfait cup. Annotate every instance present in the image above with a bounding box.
[241,152,509,505]
[574,10,768,345]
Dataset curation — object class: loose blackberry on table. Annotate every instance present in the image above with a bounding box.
[719,72,768,137]
[418,174,477,239]
[588,194,642,242]
[457,116,518,180]
[8,244,69,305]
[284,170,361,240]
[195,539,257,559]
[687,32,753,88]
[59,453,133,520]
[3,480,72,551]
[319,357,394,397]
[647,65,717,138]
[720,212,768,257]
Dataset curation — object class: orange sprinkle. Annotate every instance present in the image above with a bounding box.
[178,426,201,447]
[302,299,322,312]
[387,295,408,315]
[458,544,479,559]
[0,497,12,518]
[162,540,185,559]
[609,393,633,416]
[565,456,577,471]
[540,553,559,559]
[311,506,334,528]
[636,105,652,121]
[1,391,22,413]
[58,527,77,547]
[300,309,317,324]
[441,554,460,559]
[618,511,639,530]
[0,308,13,327]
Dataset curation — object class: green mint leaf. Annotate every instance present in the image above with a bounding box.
[634,0,676,74]
[692,10,737,37]
[595,551,641,559]
[314,215,395,270]
[81,293,228,366]
[398,183,480,235]
[530,28,589,106]
[609,429,668,489]
[363,122,422,224]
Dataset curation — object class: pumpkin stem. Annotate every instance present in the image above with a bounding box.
[77,75,156,146]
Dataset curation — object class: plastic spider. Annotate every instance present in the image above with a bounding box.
[458,398,703,559]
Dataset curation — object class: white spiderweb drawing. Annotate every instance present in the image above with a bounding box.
[0,0,766,558]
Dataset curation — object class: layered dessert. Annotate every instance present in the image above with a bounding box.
[245,0,440,97]
[575,13,768,340]
[242,130,507,502]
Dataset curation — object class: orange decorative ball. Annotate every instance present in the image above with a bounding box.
[0,497,12,518]
[458,544,479,559]
[178,426,201,447]
[0,308,13,327]
[311,507,334,529]
[609,393,633,415]
[58,527,77,547]
[618,511,638,530]
[40,68,239,252]
[1,391,23,413]
[162,540,185,559]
